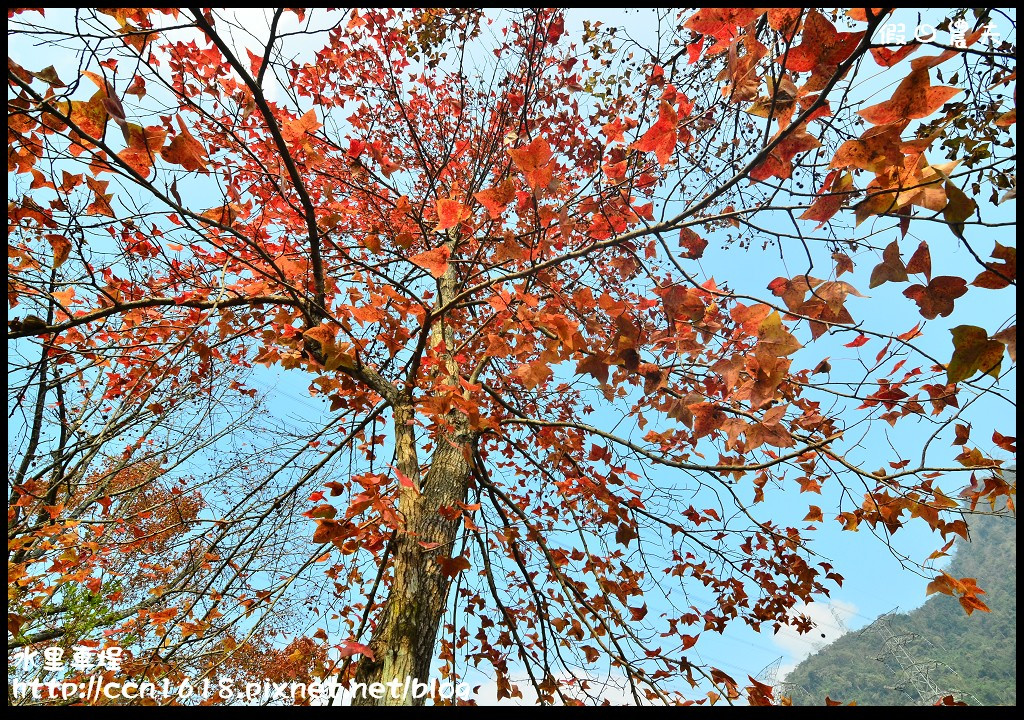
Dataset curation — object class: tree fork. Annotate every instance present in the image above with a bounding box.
[353,242,473,705]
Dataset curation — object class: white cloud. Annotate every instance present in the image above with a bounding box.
[772,599,858,674]
[474,672,641,706]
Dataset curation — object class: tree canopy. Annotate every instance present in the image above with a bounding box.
[7,8,1016,706]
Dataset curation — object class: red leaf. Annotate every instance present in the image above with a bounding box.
[687,38,704,64]
[749,124,820,182]
[391,466,419,494]
[337,641,375,661]
[678,227,708,259]
[844,334,869,348]
[634,100,679,166]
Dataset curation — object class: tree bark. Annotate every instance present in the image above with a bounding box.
[352,243,472,705]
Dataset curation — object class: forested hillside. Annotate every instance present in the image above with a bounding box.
[785,492,1016,706]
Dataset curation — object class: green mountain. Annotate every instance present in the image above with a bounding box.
[784,503,1016,706]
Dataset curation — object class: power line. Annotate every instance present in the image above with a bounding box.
[871,607,979,705]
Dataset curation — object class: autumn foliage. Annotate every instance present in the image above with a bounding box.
[7,7,1016,706]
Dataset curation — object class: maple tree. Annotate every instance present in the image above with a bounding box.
[7,7,1016,706]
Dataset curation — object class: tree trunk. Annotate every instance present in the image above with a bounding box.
[352,243,472,705]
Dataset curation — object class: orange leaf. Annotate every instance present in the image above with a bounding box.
[282,108,321,146]
[474,178,516,217]
[509,137,553,191]
[118,123,167,178]
[46,234,72,268]
[870,42,919,67]
[409,245,451,278]
[162,124,208,172]
[69,89,109,139]
[434,197,471,231]
[757,311,802,356]
[803,505,823,522]
[858,68,961,125]
[800,171,853,228]
[781,10,864,75]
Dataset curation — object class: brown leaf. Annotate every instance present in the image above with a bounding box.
[992,326,1016,363]
[952,423,970,446]
[832,252,854,277]
[757,311,802,357]
[868,240,908,288]
[46,234,72,267]
[902,276,967,319]
[942,180,976,239]
[437,555,471,578]
[615,522,639,547]
[971,243,1016,289]
[905,241,931,280]
[947,325,1004,384]
[678,227,708,259]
